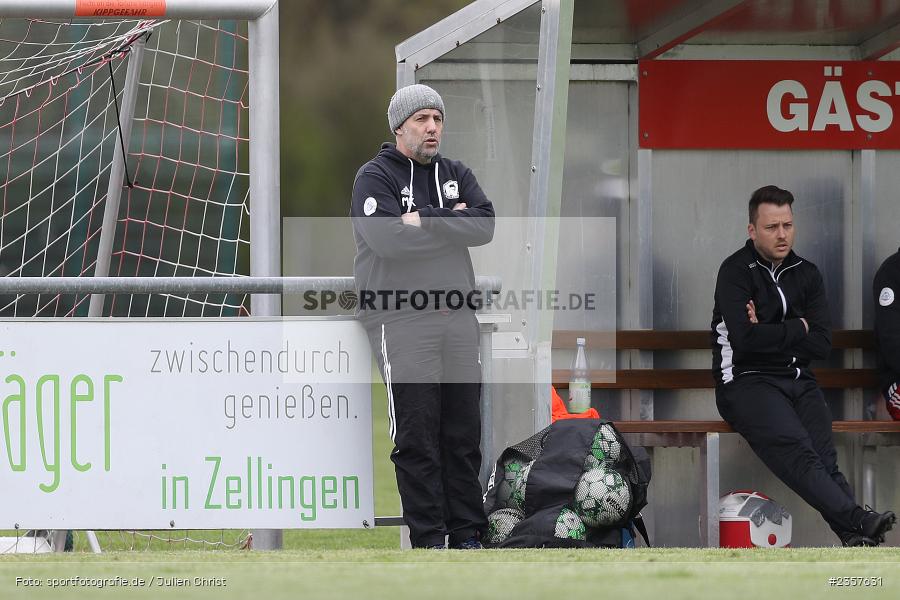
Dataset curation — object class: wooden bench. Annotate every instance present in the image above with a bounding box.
[552,329,900,546]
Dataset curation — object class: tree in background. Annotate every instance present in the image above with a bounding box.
[280,1,471,217]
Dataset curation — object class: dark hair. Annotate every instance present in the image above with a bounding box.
[749,185,794,224]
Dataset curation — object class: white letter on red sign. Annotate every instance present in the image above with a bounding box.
[812,82,853,131]
[767,80,808,132]
[856,81,893,133]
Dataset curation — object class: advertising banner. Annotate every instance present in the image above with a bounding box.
[0,318,374,529]
[639,60,900,149]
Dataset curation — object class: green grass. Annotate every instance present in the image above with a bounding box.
[2,548,900,599]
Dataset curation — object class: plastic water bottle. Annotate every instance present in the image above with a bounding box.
[568,337,591,413]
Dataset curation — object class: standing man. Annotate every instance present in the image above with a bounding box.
[874,248,900,421]
[711,185,896,546]
[351,84,494,549]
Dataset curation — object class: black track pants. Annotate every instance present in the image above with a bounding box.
[716,373,858,535]
[367,310,488,547]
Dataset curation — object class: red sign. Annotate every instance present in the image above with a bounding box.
[75,0,166,17]
[639,60,900,149]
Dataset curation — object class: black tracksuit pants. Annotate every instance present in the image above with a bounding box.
[716,372,859,536]
[367,309,488,548]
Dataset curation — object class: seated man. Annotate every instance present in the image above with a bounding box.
[710,185,895,546]
[874,248,900,421]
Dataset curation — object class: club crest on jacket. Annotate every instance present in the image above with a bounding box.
[443,180,459,200]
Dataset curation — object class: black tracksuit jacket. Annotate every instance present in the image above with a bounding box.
[711,240,832,385]
[874,248,900,390]
[350,143,495,328]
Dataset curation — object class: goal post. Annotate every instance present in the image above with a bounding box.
[88,33,146,317]
[0,0,280,319]
[0,0,275,19]
[0,0,282,549]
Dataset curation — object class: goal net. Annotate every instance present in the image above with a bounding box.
[0,16,254,551]
[0,17,251,319]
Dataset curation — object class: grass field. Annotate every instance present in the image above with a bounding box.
[1,548,899,599]
[4,385,900,599]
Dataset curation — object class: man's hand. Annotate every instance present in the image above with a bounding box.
[453,202,467,211]
[400,211,421,227]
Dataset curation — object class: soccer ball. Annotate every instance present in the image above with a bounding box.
[554,507,586,540]
[485,508,524,544]
[508,460,533,512]
[583,453,602,471]
[497,458,533,512]
[583,432,607,470]
[495,458,523,508]
[573,466,632,527]
[595,424,622,465]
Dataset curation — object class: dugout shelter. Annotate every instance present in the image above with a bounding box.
[400,0,900,546]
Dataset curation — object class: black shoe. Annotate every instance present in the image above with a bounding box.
[855,508,897,544]
[426,543,447,550]
[838,531,878,547]
[449,536,482,550]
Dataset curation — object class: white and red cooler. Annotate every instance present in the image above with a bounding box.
[719,490,792,548]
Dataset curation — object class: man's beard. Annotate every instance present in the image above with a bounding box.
[406,138,439,163]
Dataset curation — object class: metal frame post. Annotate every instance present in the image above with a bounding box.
[859,150,877,332]
[248,0,282,551]
[71,34,147,554]
[476,313,511,486]
[396,62,415,88]
[248,1,281,319]
[842,150,874,494]
[858,151,878,506]
[862,442,877,509]
[526,0,573,433]
[631,149,655,422]
[396,0,537,70]
[88,36,147,317]
[0,276,501,296]
[699,432,720,547]
[479,320,496,488]
[859,151,879,424]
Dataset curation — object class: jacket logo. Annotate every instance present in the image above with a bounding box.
[363,197,377,216]
[880,287,895,307]
[400,186,415,210]
[442,180,459,200]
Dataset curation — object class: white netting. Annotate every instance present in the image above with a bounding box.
[0,18,251,317]
[0,17,254,552]
[1,529,252,553]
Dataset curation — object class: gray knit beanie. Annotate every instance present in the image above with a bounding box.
[387,84,445,132]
